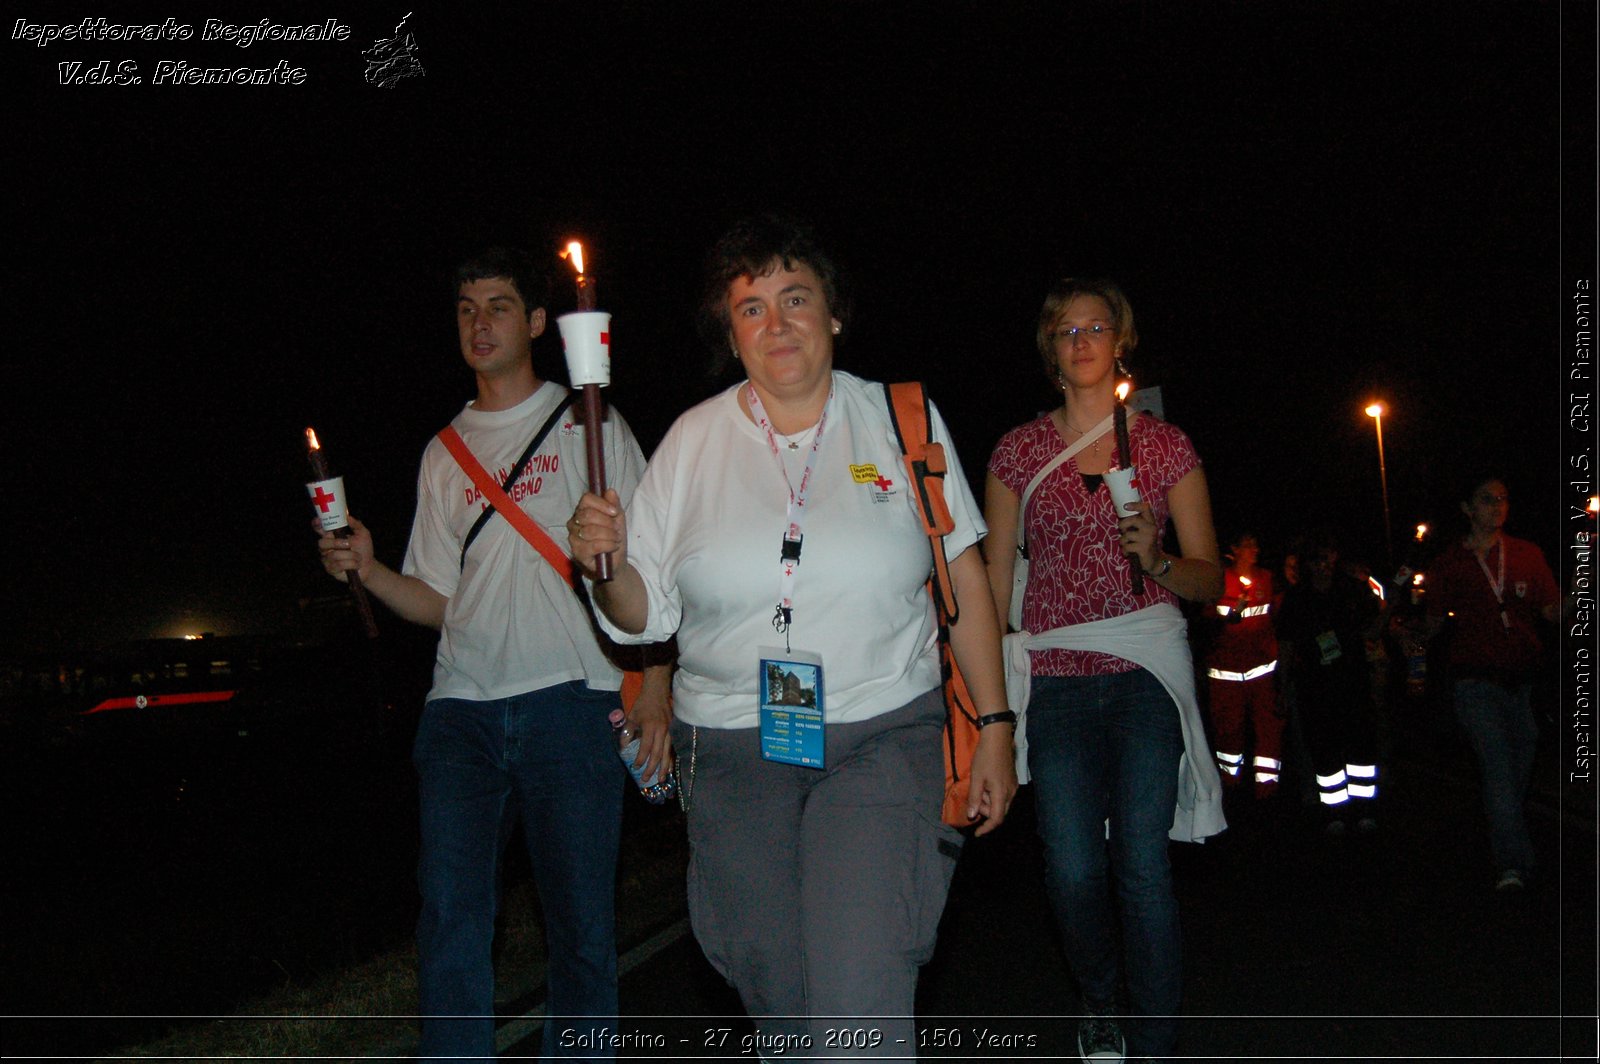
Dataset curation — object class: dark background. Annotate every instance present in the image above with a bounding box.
[1,2,1595,1051]
[3,1,1590,651]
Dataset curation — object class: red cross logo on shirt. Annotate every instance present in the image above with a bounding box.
[311,485,338,513]
[873,474,894,491]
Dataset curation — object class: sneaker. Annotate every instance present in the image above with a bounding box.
[1078,1014,1125,1060]
[1495,868,1527,892]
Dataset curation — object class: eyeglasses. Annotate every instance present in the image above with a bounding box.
[1052,324,1113,342]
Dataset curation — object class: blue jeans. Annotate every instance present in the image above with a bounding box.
[1027,669,1183,1058]
[1454,679,1538,875]
[414,681,624,1061]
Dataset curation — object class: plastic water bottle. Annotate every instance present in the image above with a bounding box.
[610,709,674,804]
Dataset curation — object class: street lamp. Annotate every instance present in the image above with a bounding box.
[1365,401,1393,570]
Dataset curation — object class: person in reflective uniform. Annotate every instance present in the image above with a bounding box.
[1205,533,1284,802]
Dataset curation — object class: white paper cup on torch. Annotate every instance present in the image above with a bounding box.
[1104,466,1143,518]
[558,311,612,387]
[307,476,351,533]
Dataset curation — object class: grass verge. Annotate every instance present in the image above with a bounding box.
[97,807,690,1061]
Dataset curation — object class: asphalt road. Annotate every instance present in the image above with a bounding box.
[503,725,1596,1062]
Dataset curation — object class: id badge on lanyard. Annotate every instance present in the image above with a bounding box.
[747,383,834,769]
[759,648,826,768]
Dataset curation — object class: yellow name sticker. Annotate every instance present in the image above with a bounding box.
[850,463,881,484]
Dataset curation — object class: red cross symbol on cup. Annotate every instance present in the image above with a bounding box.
[312,485,338,513]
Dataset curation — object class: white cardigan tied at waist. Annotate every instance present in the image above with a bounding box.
[1003,603,1227,843]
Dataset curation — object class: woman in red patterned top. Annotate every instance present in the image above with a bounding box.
[985,278,1223,1062]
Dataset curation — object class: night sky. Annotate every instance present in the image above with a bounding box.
[5,1,1593,653]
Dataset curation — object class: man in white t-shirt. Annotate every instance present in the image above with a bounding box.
[316,247,669,1061]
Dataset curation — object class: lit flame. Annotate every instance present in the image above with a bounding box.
[1115,381,1131,402]
[305,427,321,451]
[561,240,586,276]
[1239,576,1253,588]
[1413,573,1425,587]
[1590,496,1599,515]
[1365,402,1384,418]
[1415,523,1428,540]
[1367,575,1386,601]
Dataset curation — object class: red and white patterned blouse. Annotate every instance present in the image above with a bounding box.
[988,413,1202,676]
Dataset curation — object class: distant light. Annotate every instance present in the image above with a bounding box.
[1364,402,1385,419]
[183,633,202,641]
[1415,523,1428,540]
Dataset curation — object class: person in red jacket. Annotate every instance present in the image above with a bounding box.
[1426,474,1560,892]
[1206,533,1284,802]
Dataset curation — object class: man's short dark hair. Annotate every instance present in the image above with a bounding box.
[697,213,850,375]
[454,247,552,315]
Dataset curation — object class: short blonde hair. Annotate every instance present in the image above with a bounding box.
[1036,278,1138,379]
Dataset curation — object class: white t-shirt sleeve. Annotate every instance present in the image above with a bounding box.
[593,418,684,646]
[401,440,462,600]
[602,406,648,504]
[927,397,986,562]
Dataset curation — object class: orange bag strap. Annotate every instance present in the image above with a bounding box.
[885,382,959,623]
[436,425,575,585]
[886,383,980,800]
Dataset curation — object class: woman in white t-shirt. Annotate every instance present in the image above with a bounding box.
[569,214,1015,1056]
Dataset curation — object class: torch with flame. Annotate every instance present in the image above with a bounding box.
[561,241,598,312]
[1112,378,1144,594]
[306,427,379,638]
[558,240,614,581]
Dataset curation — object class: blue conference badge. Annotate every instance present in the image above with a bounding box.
[758,648,825,768]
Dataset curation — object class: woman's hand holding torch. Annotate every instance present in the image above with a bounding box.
[559,240,614,582]
[1109,380,1146,594]
[568,491,651,637]
[568,490,628,580]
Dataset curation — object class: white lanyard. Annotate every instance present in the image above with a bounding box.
[746,382,833,640]
[1474,536,1510,630]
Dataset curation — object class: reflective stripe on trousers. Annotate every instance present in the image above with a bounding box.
[1206,660,1278,682]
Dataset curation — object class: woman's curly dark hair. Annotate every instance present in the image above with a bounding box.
[697,213,850,377]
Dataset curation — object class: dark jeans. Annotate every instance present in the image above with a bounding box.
[414,681,624,1061]
[1454,678,1538,874]
[1027,669,1184,1058]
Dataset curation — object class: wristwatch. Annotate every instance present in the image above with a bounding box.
[976,711,1018,729]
